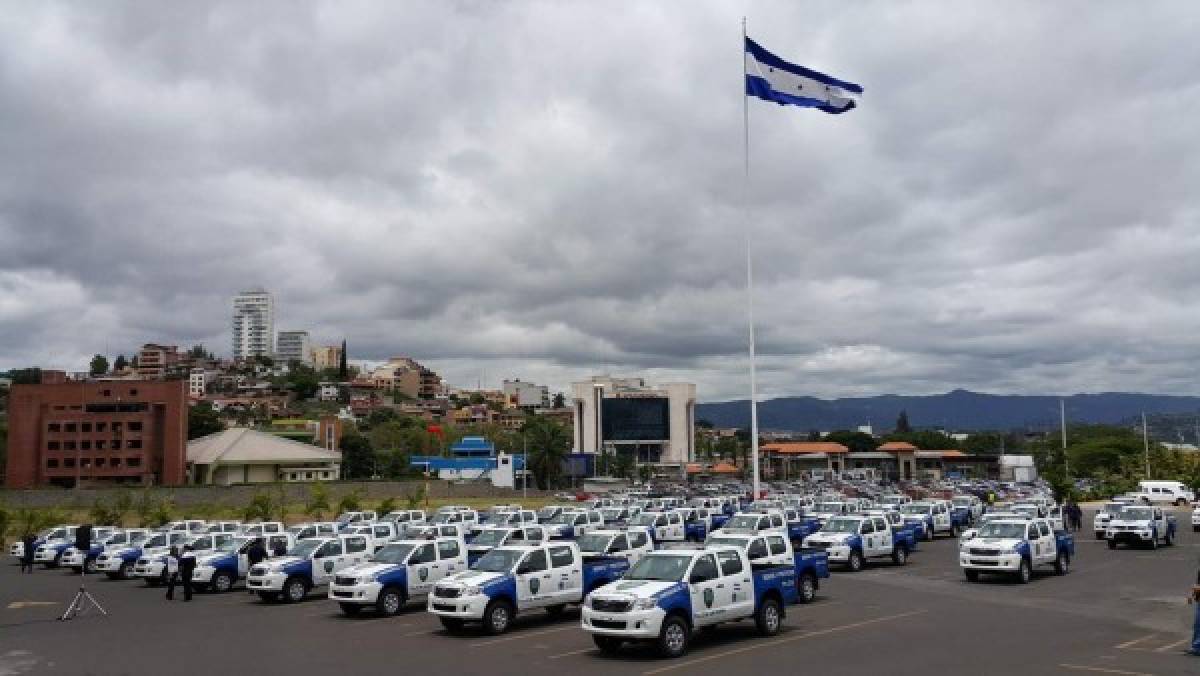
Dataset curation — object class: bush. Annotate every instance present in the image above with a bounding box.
[405,486,426,510]
[305,482,331,520]
[242,492,275,522]
[0,503,9,546]
[148,498,174,527]
[337,489,363,514]
[377,496,397,515]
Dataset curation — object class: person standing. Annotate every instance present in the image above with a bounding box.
[164,546,181,601]
[178,545,197,602]
[20,533,37,574]
[246,538,267,595]
[1188,564,1200,656]
[271,537,287,558]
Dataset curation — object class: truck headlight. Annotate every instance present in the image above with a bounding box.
[633,597,657,610]
[360,576,376,585]
[461,585,482,596]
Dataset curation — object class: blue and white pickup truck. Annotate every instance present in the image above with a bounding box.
[576,529,654,566]
[782,508,822,542]
[428,542,629,634]
[132,531,211,585]
[95,531,157,580]
[581,546,799,658]
[801,515,911,571]
[466,526,547,565]
[951,495,984,526]
[1105,505,1177,549]
[899,501,964,540]
[629,511,686,544]
[677,508,714,542]
[190,533,295,592]
[704,531,830,603]
[287,522,338,541]
[960,517,1074,583]
[328,537,468,616]
[31,525,81,568]
[246,534,372,602]
[544,509,605,540]
[61,528,136,574]
[863,509,919,551]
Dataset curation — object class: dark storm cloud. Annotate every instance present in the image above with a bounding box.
[3,1,1200,401]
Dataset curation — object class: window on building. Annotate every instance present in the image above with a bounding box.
[129,389,138,396]
[64,423,77,433]
[64,441,76,451]
[102,389,112,397]
[127,440,142,449]
[81,441,91,450]
[305,472,313,479]
[289,473,297,480]
[46,458,59,469]
[128,421,142,432]
[112,422,123,433]
[48,423,61,433]
[96,422,107,432]
[47,441,60,451]
[95,440,106,450]
[82,423,92,432]
[81,458,92,468]
[126,457,141,468]
[64,458,76,468]
[95,458,106,467]
[110,458,122,468]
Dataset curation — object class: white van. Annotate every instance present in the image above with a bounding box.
[1137,481,1195,506]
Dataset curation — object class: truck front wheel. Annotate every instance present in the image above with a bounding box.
[593,635,623,654]
[891,546,908,566]
[212,571,234,593]
[657,616,690,658]
[798,572,817,603]
[755,597,782,636]
[118,561,134,580]
[950,524,961,537]
[483,600,513,635]
[924,527,934,542]
[964,569,979,582]
[1053,553,1070,575]
[282,576,307,603]
[1163,530,1173,547]
[846,550,863,572]
[1015,559,1032,584]
[376,587,405,616]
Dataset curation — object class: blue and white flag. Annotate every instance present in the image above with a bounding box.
[745,37,863,114]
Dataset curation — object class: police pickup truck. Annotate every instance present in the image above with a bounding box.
[382,510,427,531]
[241,521,286,537]
[959,517,1074,583]
[335,511,378,530]
[717,510,788,539]
[428,542,629,634]
[812,501,852,525]
[899,501,964,540]
[678,508,714,542]
[581,546,799,658]
[576,529,654,565]
[61,528,136,573]
[95,531,159,579]
[135,532,235,584]
[951,495,984,525]
[466,526,548,564]
[544,509,605,539]
[864,509,919,551]
[247,534,372,602]
[190,533,295,593]
[31,525,82,568]
[1105,505,1177,549]
[628,510,685,543]
[1092,499,1134,540]
[705,531,830,603]
[328,537,468,616]
[288,522,338,541]
[802,514,911,571]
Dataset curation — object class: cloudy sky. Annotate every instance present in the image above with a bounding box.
[2,1,1200,402]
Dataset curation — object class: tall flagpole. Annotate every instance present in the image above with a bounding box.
[742,16,761,500]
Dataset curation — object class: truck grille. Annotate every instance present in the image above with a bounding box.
[592,619,627,630]
[433,587,461,599]
[250,565,268,576]
[969,548,1002,556]
[334,576,357,587]
[432,603,457,612]
[591,599,633,613]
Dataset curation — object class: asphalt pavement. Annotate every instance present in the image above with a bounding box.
[1,507,1197,676]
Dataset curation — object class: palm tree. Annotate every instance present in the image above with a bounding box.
[523,417,570,489]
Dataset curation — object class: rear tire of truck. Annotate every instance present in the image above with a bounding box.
[755,597,782,636]
[964,569,979,583]
[1015,559,1031,584]
[798,572,817,604]
[847,550,863,572]
[657,616,690,658]
[340,602,362,616]
[891,546,908,566]
[376,587,405,616]
[483,600,513,635]
[1149,534,1158,550]
[1107,539,1117,549]
[592,635,623,654]
[439,617,465,632]
[282,576,307,603]
[118,561,134,580]
[1053,553,1070,575]
[950,524,961,537]
[212,571,234,593]
[924,527,934,542]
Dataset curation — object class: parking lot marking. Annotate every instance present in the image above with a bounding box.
[641,609,927,675]
[401,629,438,638]
[6,601,59,609]
[547,648,594,660]
[470,625,579,648]
[1058,664,1153,676]
[1152,638,1187,653]
[1113,634,1157,650]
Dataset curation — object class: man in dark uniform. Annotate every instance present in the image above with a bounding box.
[246,538,267,595]
[178,545,197,601]
[19,533,37,574]
[1187,559,1200,656]
[271,537,287,558]
[164,546,181,600]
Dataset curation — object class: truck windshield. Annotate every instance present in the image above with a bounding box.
[625,555,690,582]
[576,534,612,553]
[546,513,578,525]
[1012,506,1038,517]
[473,549,524,573]
[705,537,748,548]
[218,538,248,553]
[725,515,761,530]
[900,505,930,515]
[471,530,509,547]
[1119,507,1155,521]
[372,544,416,564]
[815,503,843,513]
[822,518,861,534]
[536,508,559,521]
[143,535,166,548]
[1101,503,1125,514]
[432,513,461,524]
[977,523,1028,539]
[288,540,323,559]
[631,513,661,527]
[48,529,69,540]
[601,509,624,521]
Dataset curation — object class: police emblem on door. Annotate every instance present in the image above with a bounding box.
[703,588,714,608]
[323,560,334,573]
[530,578,540,594]
[419,567,428,582]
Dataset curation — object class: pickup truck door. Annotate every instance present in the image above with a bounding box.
[933,504,950,531]
[312,540,343,585]
[667,513,684,541]
[408,542,438,594]
[869,518,891,556]
[516,549,551,610]
[688,554,724,627]
[715,550,754,618]
[547,544,581,603]
[436,539,465,580]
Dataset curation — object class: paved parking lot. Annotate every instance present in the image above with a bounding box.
[2,508,1197,676]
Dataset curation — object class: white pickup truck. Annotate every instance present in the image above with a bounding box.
[428,542,628,634]
[959,517,1074,583]
[190,534,296,593]
[247,534,372,602]
[1105,505,1177,549]
[1092,500,1133,540]
[134,532,236,584]
[802,514,911,571]
[581,546,800,658]
[576,529,654,565]
[329,537,468,616]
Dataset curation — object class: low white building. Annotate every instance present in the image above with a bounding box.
[188,428,341,485]
[502,379,550,409]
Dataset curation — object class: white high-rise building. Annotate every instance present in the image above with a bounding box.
[276,330,311,366]
[232,289,274,359]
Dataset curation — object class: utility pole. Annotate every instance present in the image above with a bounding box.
[1142,412,1150,479]
[1060,399,1068,478]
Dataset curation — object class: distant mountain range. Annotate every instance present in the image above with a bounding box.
[695,389,1200,433]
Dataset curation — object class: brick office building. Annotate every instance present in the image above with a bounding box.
[4,375,187,488]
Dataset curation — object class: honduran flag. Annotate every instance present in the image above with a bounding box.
[745,37,863,114]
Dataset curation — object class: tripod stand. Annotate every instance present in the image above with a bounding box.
[59,562,107,621]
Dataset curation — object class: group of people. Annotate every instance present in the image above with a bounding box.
[161,536,280,602]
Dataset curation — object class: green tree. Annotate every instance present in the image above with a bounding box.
[188,402,224,440]
[340,432,376,479]
[823,430,881,453]
[895,410,912,434]
[523,416,570,489]
[613,452,635,480]
[304,482,331,520]
[377,496,398,514]
[338,489,363,514]
[242,492,275,522]
[89,354,109,376]
[405,485,426,510]
[285,364,320,400]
